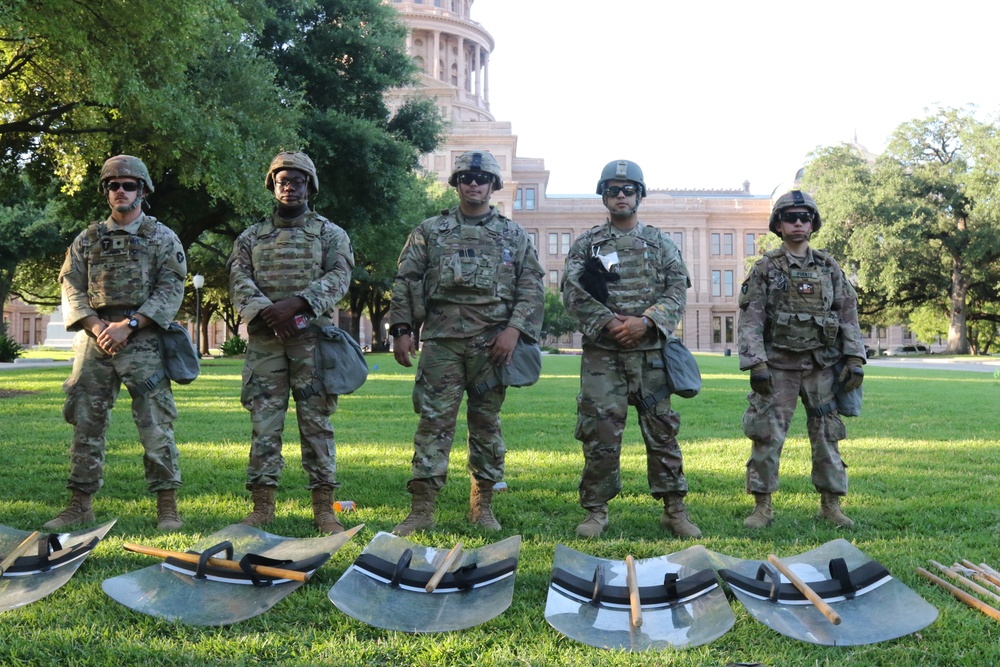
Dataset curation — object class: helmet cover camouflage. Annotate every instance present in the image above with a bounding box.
[769,189,822,236]
[99,155,154,194]
[448,150,503,190]
[596,160,646,197]
[266,151,319,194]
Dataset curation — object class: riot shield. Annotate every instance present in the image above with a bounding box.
[102,523,361,625]
[0,519,117,613]
[712,538,938,645]
[545,544,734,650]
[329,531,520,632]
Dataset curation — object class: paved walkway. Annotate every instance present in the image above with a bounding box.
[865,356,1000,374]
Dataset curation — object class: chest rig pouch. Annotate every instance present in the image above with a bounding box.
[85,219,158,309]
[431,217,515,304]
[767,252,838,352]
[250,216,324,302]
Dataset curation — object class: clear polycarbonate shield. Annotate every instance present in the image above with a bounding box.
[544,544,734,651]
[0,519,117,613]
[329,531,520,632]
[711,538,938,645]
[102,523,361,626]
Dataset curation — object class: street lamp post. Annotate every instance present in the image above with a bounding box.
[192,274,205,358]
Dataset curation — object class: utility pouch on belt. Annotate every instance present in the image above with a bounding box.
[309,325,368,397]
[470,337,542,397]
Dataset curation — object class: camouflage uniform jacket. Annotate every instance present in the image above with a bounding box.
[562,221,690,351]
[388,206,545,341]
[60,213,186,331]
[228,210,355,330]
[737,246,866,371]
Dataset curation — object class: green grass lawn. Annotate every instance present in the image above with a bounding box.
[1,354,1000,666]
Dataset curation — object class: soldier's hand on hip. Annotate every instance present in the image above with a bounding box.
[749,362,773,395]
[838,356,865,391]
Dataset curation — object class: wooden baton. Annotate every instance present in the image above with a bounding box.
[918,566,1000,622]
[123,542,311,582]
[0,531,41,575]
[424,542,463,593]
[768,554,842,625]
[625,554,643,628]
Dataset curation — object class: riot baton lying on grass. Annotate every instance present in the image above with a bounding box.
[0,531,40,575]
[624,555,643,628]
[963,560,1000,590]
[917,566,1000,622]
[123,542,313,582]
[424,542,463,593]
[767,554,842,625]
[930,560,1000,605]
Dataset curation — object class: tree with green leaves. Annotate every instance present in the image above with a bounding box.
[541,289,576,348]
[805,106,1000,354]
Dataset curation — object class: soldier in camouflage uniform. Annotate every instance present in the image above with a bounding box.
[388,150,544,536]
[227,151,356,534]
[738,190,866,529]
[46,155,186,532]
[562,160,700,539]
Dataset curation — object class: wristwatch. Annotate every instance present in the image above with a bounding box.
[641,316,653,330]
[388,324,412,338]
[128,316,140,331]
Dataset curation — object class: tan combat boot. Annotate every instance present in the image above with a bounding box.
[392,481,438,536]
[744,493,774,529]
[43,489,95,531]
[311,485,345,534]
[660,493,702,538]
[240,485,276,527]
[818,492,854,528]
[156,489,183,531]
[575,506,608,539]
[468,479,501,531]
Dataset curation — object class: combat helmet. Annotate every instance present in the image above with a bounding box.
[596,160,646,197]
[769,189,822,236]
[99,155,154,194]
[265,151,319,194]
[448,150,503,190]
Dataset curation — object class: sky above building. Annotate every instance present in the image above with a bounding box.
[471,0,1000,196]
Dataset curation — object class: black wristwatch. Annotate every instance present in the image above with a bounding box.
[388,324,412,338]
[128,316,140,331]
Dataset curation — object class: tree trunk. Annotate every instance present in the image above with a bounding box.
[946,256,971,354]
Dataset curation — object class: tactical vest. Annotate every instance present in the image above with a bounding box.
[765,249,839,352]
[424,211,518,306]
[589,224,664,316]
[250,213,325,301]
[83,217,160,309]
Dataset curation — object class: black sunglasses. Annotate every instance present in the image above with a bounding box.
[605,184,638,197]
[104,181,140,192]
[778,210,815,223]
[458,172,494,186]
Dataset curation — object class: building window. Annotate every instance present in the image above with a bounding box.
[35,318,42,345]
[745,232,757,256]
[560,233,571,255]
[548,233,558,256]
[723,233,733,256]
[713,316,722,344]
[524,187,536,210]
[725,316,734,344]
[711,233,721,256]
[711,270,721,297]
[724,270,734,297]
[672,231,683,250]
[514,188,523,210]
[549,270,559,286]
[527,231,538,251]
[21,318,30,344]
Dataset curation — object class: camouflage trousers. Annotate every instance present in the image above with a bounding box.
[742,364,848,495]
[241,329,339,490]
[61,329,181,495]
[576,346,688,510]
[408,333,506,492]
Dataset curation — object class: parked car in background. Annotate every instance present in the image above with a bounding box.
[884,345,931,356]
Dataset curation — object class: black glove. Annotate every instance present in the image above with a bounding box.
[579,256,619,304]
[838,356,865,392]
[749,362,773,395]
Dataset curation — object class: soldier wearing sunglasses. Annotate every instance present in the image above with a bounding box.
[738,190,866,529]
[561,160,700,539]
[388,150,544,536]
[48,155,187,532]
